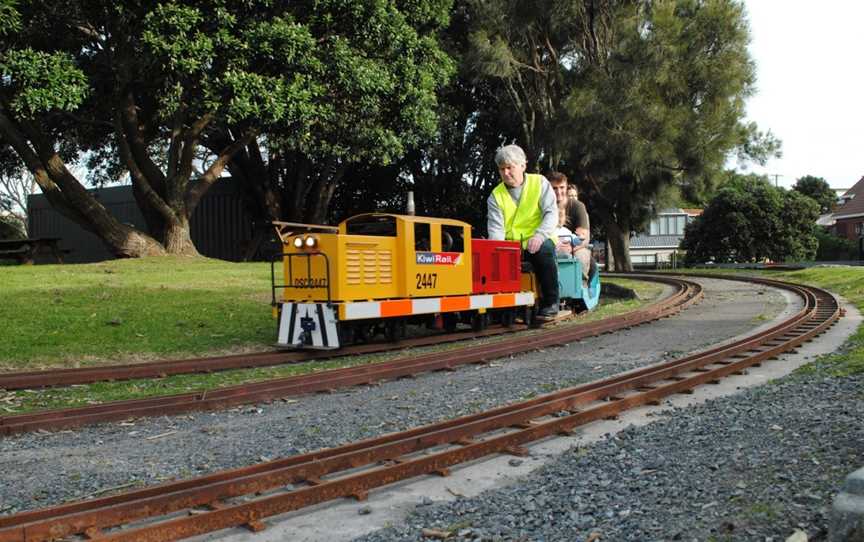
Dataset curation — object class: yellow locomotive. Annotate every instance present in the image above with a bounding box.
[271,213,537,348]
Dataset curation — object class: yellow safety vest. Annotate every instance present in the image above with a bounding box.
[492,173,543,248]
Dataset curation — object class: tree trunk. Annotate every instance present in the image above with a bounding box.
[306,180,337,224]
[163,216,199,256]
[131,182,167,242]
[0,108,166,258]
[284,154,312,222]
[604,235,614,271]
[305,161,347,224]
[206,130,284,227]
[604,219,633,272]
[250,142,283,222]
[109,224,168,258]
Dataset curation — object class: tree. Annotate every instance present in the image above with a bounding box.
[320,2,524,232]
[681,174,819,264]
[394,3,512,228]
[815,229,857,261]
[463,0,611,170]
[1,2,274,256]
[0,147,25,240]
[563,0,779,270]
[793,175,836,214]
[0,171,35,237]
[0,172,24,238]
[458,0,778,271]
[0,214,23,240]
[1,1,453,257]
[212,0,455,225]
[0,144,39,235]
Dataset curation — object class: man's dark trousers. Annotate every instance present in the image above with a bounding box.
[524,238,559,310]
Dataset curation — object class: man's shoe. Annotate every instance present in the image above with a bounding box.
[536,305,559,321]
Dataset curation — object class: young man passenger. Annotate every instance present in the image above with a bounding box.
[486,144,560,320]
[547,171,592,280]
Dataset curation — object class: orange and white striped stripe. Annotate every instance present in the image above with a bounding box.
[339,292,535,321]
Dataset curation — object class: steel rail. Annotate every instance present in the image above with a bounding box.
[0,276,700,435]
[0,324,536,391]
[0,275,685,391]
[0,277,841,542]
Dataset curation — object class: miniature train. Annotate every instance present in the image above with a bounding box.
[270,213,600,349]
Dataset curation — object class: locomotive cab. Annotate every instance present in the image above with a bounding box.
[341,214,474,300]
[273,214,482,349]
[271,212,602,349]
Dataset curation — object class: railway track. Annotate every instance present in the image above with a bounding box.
[0,324,526,391]
[0,275,699,434]
[0,275,842,542]
[0,275,671,391]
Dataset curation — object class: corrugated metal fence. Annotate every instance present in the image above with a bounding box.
[27,178,275,263]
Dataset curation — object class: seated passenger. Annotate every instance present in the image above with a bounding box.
[555,224,581,257]
[487,144,560,320]
[548,171,592,280]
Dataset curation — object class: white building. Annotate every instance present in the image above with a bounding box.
[629,208,701,267]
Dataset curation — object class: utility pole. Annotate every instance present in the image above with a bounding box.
[769,173,782,187]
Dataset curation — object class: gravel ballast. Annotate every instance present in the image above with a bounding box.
[0,276,832,537]
[354,371,864,542]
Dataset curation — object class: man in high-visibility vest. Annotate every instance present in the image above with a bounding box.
[487,144,560,320]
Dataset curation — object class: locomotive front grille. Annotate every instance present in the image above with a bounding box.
[346,251,362,285]
[377,250,392,283]
[363,250,377,284]
[345,248,392,285]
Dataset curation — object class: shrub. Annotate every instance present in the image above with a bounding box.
[815,229,858,261]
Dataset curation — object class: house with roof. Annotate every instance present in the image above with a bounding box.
[830,176,864,241]
[629,208,701,268]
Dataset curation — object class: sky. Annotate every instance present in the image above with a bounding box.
[737,0,864,190]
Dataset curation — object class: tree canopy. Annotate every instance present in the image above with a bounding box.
[681,174,819,264]
[0,0,453,255]
[1,0,784,267]
[793,175,836,214]
[459,0,779,270]
[563,0,781,270]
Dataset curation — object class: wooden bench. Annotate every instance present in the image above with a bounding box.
[0,238,66,264]
[0,246,29,256]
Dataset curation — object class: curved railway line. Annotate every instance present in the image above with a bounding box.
[0,274,843,542]
[0,326,532,391]
[0,275,677,392]
[0,275,699,435]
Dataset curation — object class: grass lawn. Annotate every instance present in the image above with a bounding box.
[0,257,662,413]
[774,266,864,376]
[678,266,864,376]
[0,256,274,370]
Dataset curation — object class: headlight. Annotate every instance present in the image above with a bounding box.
[293,237,303,248]
[304,236,317,248]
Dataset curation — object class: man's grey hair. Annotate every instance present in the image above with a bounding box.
[494,144,527,167]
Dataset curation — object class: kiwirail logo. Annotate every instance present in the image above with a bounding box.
[415,252,463,265]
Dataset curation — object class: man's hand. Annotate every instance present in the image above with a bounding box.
[574,227,590,250]
[527,234,544,254]
[555,238,570,254]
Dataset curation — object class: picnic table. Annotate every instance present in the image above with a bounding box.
[0,237,66,264]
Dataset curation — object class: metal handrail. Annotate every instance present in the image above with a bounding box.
[270,252,333,308]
